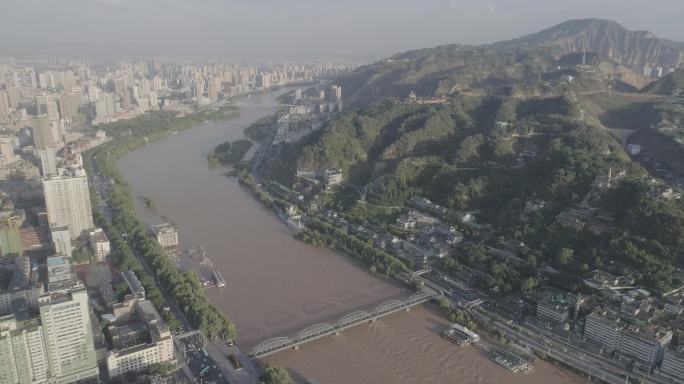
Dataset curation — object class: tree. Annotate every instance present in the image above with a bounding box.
[557,248,574,265]
[259,367,292,384]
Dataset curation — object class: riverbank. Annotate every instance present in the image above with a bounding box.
[266,305,589,384]
[116,89,408,348]
[85,105,241,340]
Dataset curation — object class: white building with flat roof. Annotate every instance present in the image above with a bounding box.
[662,346,684,383]
[0,315,49,384]
[584,310,623,352]
[39,284,99,383]
[584,310,672,369]
[106,300,175,378]
[50,225,72,258]
[619,325,672,370]
[89,228,110,262]
[150,223,178,249]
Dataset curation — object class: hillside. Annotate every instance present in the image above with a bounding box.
[336,19,684,107]
[642,69,684,95]
[258,19,684,295]
[262,88,684,293]
[505,19,684,72]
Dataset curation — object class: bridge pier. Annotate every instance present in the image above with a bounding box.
[293,345,299,351]
[370,317,377,323]
[404,307,410,312]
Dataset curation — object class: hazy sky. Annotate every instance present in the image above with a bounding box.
[2,0,683,59]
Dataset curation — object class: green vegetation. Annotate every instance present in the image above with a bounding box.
[207,139,253,167]
[142,196,154,209]
[267,73,684,295]
[72,246,94,264]
[146,362,176,376]
[258,367,293,384]
[84,106,238,340]
[296,216,411,276]
[436,298,477,330]
[95,211,180,331]
[244,115,277,143]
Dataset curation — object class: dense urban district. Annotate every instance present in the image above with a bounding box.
[1,17,684,384]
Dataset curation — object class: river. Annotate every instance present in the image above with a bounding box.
[118,89,589,384]
[118,89,408,347]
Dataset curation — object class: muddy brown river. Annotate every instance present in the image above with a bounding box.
[118,89,589,383]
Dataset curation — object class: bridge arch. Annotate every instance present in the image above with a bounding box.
[296,323,335,341]
[250,336,294,357]
[373,299,405,316]
[407,290,433,304]
[336,311,372,328]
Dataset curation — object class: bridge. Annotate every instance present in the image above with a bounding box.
[249,290,437,358]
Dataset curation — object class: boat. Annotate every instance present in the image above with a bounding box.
[213,270,226,288]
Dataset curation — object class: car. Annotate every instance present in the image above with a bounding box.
[227,354,242,370]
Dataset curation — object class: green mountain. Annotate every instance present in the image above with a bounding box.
[261,19,684,294]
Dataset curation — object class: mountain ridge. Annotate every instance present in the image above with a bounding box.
[335,19,684,107]
[502,18,684,72]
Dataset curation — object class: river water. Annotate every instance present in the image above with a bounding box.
[118,89,589,383]
[118,89,408,347]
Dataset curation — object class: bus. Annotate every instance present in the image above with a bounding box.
[199,366,210,377]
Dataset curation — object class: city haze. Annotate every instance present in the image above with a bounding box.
[2,0,684,59]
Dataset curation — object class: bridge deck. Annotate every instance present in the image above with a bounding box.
[250,290,437,358]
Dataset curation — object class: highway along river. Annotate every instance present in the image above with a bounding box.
[119,89,589,384]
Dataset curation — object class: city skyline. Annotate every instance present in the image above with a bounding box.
[1,0,684,59]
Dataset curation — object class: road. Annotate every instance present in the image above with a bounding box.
[89,153,261,384]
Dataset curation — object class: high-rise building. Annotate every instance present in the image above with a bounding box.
[122,90,132,111]
[193,81,203,100]
[88,228,110,262]
[114,78,126,96]
[58,94,78,120]
[103,93,116,116]
[0,210,23,258]
[0,315,49,384]
[35,94,49,115]
[37,146,58,177]
[151,76,161,91]
[0,274,97,384]
[88,86,99,103]
[39,283,99,383]
[207,78,218,102]
[51,225,72,258]
[42,172,94,240]
[45,101,59,120]
[32,117,63,151]
[0,135,15,164]
[330,84,342,101]
[0,91,10,120]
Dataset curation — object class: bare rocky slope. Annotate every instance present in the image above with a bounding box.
[506,19,684,72]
